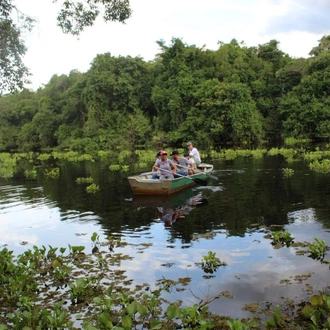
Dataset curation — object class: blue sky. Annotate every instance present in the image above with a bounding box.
[15,0,330,90]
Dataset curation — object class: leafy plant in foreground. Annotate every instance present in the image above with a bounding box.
[301,293,330,329]
[308,238,327,260]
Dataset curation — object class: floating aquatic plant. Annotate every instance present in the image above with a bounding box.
[75,176,94,184]
[44,167,60,178]
[271,230,294,247]
[24,167,37,179]
[309,159,330,174]
[198,251,227,274]
[308,238,327,260]
[86,183,99,194]
[283,167,294,178]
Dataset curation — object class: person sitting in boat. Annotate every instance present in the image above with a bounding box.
[170,150,189,177]
[152,150,177,180]
[187,142,201,166]
[151,151,161,179]
[183,152,196,175]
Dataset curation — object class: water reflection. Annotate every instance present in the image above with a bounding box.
[1,155,330,320]
[133,191,208,228]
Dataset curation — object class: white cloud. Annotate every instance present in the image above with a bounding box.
[13,0,328,90]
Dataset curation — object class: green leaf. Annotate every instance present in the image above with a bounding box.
[98,312,112,328]
[166,304,180,319]
[150,319,162,329]
[311,310,321,326]
[51,259,60,268]
[121,315,132,330]
[137,304,148,316]
[310,295,323,306]
[91,232,98,243]
[126,301,138,316]
[301,305,314,318]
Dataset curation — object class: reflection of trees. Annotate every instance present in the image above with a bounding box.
[2,156,330,245]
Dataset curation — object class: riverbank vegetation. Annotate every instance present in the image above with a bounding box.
[1,145,330,180]
[1,36,330,153]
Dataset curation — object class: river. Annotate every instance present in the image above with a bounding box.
[0,153,329,319]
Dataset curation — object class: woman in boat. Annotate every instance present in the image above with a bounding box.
[151,151,161,179]
[152,150,177,180]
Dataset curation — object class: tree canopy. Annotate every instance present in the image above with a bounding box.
[1,35,330,152]
[0,0,132,94]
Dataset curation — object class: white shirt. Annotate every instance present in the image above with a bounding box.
[187,157,196,169]
[189,147,201,162]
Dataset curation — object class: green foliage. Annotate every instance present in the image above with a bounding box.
[44,167,60,179]
[283,167,294,178]
[0,153,18,178]
[265,306,283,328]
[309,159,330,173]
[76,176,94,184]
[57,0,132,36]
[271,231,294,247]
[227,318,257,329]
[24,167,37,179]
[301,293,330,329]
[308,238,327,260]
[38,153,51,161]
[200,251,227,273]
[2,33,330,151]
[86,183,99,194]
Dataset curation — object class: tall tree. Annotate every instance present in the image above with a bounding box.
[152,38,207,137]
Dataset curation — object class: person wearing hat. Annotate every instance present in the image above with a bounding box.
[151,151,161,179]
[170,150,189,177]
[186,142,201,166]
[183,152,196,175]
[152,151,177,180]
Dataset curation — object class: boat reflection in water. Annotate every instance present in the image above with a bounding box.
[131,189,208,227]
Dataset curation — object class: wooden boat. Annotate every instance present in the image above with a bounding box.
[128,163,213,195]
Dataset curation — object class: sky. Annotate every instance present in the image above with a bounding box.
[14,0,330,90]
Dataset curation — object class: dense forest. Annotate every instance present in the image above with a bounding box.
[1,36,330,153]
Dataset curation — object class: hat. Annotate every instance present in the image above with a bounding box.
[155,151,161,158]
[170,150,179,156]
[187,142,192,146]
[160,150,167,155]
[183,152,190,157]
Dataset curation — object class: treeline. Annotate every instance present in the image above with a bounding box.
[1,36,330,153]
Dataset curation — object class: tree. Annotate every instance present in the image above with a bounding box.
[279,53,330,139]
[0,0,132,94]
[152,38,208,137]
[309,35,330,57]
[0,1,34,94]
[181,79,264,144]
[55,0,131,36]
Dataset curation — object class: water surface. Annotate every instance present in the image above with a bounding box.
[1,155,329,318]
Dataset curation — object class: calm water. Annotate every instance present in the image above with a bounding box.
[1,155,330,318]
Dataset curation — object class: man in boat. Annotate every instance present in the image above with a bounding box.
[152,150,177,180]
[187,142,201,166]
[170,150,190,177]
[183,152,196,174]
